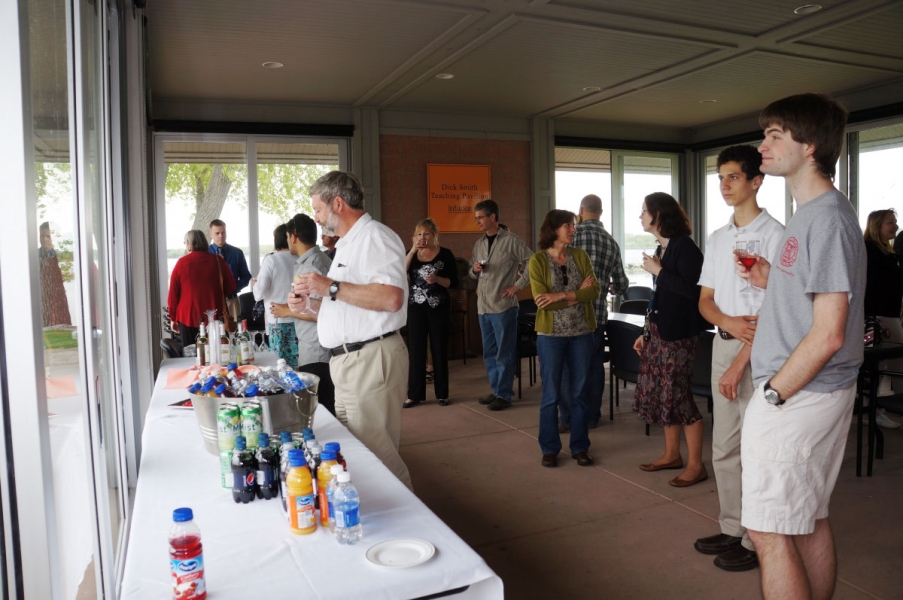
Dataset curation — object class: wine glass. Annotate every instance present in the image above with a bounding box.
[293,275,317,315]
[736,240,761,296]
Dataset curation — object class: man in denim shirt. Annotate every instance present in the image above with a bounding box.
[209,219,252,321]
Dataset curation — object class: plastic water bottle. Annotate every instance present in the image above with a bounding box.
[169,507,207,599]
[326,464,344,532]
[275,358,306,393]
[333,472,362,545]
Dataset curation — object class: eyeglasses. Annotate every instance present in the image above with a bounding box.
[559,264,568,287]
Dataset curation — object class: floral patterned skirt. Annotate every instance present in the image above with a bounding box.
[268,322,299,367]
[633,322,702,426]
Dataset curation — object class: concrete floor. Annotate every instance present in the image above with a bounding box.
[400,358,903,600]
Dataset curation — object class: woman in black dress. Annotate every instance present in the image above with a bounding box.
[404,218,458,407]
[632,193,709,487]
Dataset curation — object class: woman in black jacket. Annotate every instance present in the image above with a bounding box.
[632,192,709,487]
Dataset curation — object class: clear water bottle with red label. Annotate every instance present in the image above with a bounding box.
[169,507,207,600]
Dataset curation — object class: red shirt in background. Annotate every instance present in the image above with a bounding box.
[168,251,237,327]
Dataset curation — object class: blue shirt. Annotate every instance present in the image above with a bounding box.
[209,243,252,292]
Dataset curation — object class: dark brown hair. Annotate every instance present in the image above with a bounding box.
[758,93,848,180]
[538,209,576,250]
[645,192,691,238]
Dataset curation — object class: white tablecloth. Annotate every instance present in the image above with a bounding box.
[120,356,502,599]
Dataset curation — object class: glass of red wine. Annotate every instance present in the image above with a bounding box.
[736,240,760,295]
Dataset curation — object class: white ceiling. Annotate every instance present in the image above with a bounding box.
[146,0,903,137]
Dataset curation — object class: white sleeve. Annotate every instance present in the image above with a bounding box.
[253,256,272,301]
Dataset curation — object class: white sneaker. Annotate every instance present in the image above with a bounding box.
[876,409,901,429]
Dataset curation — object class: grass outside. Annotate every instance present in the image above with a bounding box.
[43,329,78,349]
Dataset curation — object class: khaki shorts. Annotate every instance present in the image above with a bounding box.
[740,381,856,536]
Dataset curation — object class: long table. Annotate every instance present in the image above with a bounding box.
[120,356,503,599]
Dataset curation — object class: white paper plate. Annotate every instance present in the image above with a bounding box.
[365,539,435,568]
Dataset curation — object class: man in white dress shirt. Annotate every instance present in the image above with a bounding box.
[289,171,412,489]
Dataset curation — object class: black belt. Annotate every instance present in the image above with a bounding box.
[329,331,398,357]
[718,328,735,340]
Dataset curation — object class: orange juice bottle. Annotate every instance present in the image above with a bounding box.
[317,451,339,526]
[286,450,316,535]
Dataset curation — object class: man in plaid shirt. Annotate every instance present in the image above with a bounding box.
[560,194,628,430]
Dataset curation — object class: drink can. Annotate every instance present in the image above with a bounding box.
[217,404,241,452]
[241,402,263,449]
[219,449,232,489]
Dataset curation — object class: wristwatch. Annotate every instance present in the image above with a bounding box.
[328,280,341,301]
[764,380,785,406]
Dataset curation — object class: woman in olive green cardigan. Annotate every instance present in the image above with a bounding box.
[529,209,601,468]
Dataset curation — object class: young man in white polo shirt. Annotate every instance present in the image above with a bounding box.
[741,94,864,599]
[694,145,784,572]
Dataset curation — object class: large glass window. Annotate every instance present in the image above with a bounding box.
[554,148,612,231]
[856,123,903,230]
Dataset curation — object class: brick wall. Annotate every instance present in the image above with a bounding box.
[379,134,534,266]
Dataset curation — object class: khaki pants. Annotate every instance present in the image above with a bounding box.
[330,335,413,490]
[711,335,754,550]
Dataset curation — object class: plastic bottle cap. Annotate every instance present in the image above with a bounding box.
[336,472,351,483]
[214,384,226,395]
[276,358,286,368]
[330,465,344,475]
[287,449,304,461]
[173,507,193,522]
[258,433,269,447]
[321,450,337,461]
[302,428,313,436]
[245,384,259,396]
[235,436,246,450]
[228,362,237,370]
[288,449,306,467]
[311,447,320,456]
[324,442,340,453]
[280,431,292,443]
[201,382,214,393]
[188,383,201,393]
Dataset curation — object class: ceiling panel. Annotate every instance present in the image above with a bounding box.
[147,0,465,103]
[553,0,845,36]
[568,52,901,128]
[391,19,713,116]
[793,4,903,59]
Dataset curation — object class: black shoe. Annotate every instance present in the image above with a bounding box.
[541,453,558,468]
[694,533,742,555]
[478,394,498,405]
[487,397,512,411]
[438,399,450,406]
[714,546,759,572]
[572,451,594,466]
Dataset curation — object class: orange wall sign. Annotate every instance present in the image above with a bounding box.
[427,164,491,233]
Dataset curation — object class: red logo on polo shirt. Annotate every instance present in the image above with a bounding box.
[780,237,799,267]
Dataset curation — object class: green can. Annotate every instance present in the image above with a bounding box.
[241,401,263,449]
[217,404,241,452]
[219,449,232,489]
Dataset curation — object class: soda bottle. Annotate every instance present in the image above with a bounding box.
[285,449,317,535]
[169,507,207,600]
[231,436,257,504]
[325,464,344,532]
[255,433,280,500]
[218,320,231,365]
[279,431,295,512]
[323,442,346,469]
[333,472,362,545]
[317,450,339,525]
[195,323,208,368]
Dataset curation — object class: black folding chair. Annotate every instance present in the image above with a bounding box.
[623,285,653,301]
[618,299,648,316]
[606,319,643,426]
[691,331,715,418]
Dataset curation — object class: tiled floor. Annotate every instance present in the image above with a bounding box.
[400,358,903,600]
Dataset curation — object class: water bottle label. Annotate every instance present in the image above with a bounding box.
[327,489,335,519]
[171,555,206,598]
[336,505,360,528]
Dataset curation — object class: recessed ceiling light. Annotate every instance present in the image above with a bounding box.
[699,99,717,103]
[794,4,822,15]
[583,86,601,92]
[262,61,283,69]
[435,73,454,80]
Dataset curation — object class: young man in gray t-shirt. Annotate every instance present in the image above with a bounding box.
[739,94,865,600]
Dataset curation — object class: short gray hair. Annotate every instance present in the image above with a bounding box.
[184,229,208,252]
[309,170,365,210]
[580,194,602,214]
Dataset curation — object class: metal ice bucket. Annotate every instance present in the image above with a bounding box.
[191,372,320,455]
